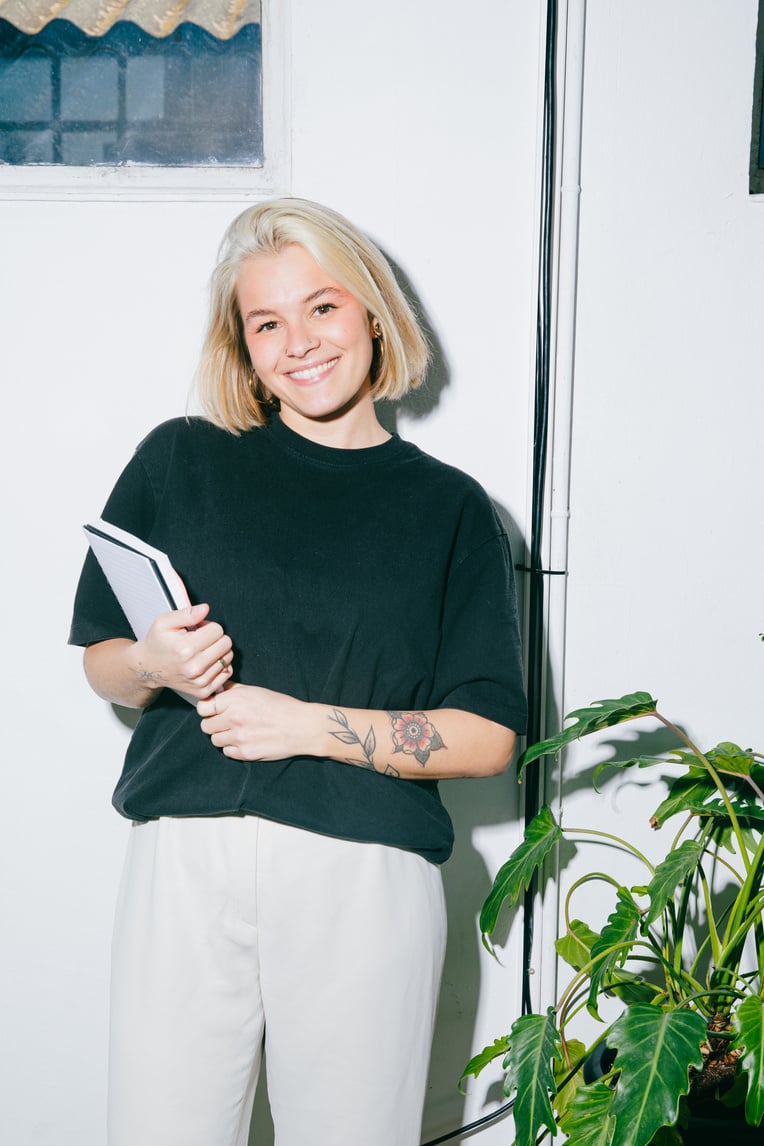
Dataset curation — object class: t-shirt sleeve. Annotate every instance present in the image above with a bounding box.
[431,531,527,734]
[68,448,158,648]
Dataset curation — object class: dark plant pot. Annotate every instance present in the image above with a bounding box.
[680,1114,761,1145]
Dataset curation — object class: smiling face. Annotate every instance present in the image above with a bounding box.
[237,244,382,445]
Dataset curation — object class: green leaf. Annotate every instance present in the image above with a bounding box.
[650,745,762,828]
[556,919,600,971]
[643,840,703,926]
[702,797,764,826]
[706,742,758,778]
[479,806,562,942]
[558,1080,616,1146]
[554,1038,588,1121]
[605,968,658,1005]
[605,1005,706,1146]
[647,1128,683,1146]
[649,772,717,828]
[588,889,642,1016]
[735,995,764,1127]
[519,693,659,772]
[460,1035,511,1088]
[502,1008,562,1146]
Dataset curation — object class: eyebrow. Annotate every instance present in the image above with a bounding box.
[243,286,344,321]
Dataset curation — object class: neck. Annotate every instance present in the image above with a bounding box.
[279,400,391,450]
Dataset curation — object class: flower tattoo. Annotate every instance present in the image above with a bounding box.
[389,711,446,767]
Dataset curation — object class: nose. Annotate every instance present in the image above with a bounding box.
[284,321,320,359]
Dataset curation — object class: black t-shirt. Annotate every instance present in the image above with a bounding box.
[69,415,527,863]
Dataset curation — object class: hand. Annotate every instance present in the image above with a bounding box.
[133,602,233,699]
[197,684,318,761]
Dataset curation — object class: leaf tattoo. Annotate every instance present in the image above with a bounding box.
[328,709,377,770]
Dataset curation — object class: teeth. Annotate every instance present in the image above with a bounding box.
[288,358,338,381]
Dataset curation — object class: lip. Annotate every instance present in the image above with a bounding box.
[284,356,340,384]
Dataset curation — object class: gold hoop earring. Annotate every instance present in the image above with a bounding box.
[251,369,279,410]
[371,321,385,364]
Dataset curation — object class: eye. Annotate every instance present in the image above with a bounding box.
[255,320,279,333]
[313,302,336,317]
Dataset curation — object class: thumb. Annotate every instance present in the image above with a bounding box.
[183,602,211,629]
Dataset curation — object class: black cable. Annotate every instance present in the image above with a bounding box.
[420,1097,516,1146]
[419,3,559,1143]
[521,0,558,1016]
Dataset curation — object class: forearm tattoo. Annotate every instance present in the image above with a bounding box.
[327,708,446,776]
[328,709,377,770]
[389,710,446,766]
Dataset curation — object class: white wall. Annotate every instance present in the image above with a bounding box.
[566,0,764,735]
[562,2,764,766]
[0,2,542,1144]
[550,0,764,1064]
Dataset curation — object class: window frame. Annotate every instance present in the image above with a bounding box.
[750,0,764,195]
[0,0,289,201]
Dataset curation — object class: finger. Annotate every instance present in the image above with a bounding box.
[196,658,233,698]
[197,693,222,719]
[176,602,211,631]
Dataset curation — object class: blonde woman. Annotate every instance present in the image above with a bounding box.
[70,199,527,1146]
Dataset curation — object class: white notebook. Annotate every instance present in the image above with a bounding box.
[83,518,190,639]
[83,519,200,705]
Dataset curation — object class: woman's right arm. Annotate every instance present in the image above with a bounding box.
[83,602,233,709]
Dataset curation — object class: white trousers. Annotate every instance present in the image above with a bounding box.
[108,815,447,1146]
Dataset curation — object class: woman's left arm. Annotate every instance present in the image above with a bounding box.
[197,684,516,779]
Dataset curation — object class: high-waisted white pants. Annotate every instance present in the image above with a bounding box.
[108,815,447,1146]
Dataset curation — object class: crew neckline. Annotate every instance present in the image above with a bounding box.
[264,414,406,468]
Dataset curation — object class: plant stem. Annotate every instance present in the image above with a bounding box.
[654,713,749,868]
[562,827,656,875]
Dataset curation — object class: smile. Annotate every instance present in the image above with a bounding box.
[286,357,339,382]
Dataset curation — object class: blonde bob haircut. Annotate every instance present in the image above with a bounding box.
[194,198,430,433]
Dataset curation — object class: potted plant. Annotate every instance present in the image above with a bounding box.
[462,692,764,1146]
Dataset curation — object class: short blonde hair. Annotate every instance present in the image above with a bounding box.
[194,198,430,433]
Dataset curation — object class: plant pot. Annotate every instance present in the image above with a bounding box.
[680,1114,761,1145]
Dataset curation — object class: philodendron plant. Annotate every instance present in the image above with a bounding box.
[463,692,764,1146]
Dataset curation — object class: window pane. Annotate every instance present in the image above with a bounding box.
[126,58,164,121]
[61,56,119,120]
[0,128,54,162]
[62,129,118,164]
[0,55,52,120]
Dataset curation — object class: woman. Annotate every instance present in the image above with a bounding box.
[70,198,527,1146]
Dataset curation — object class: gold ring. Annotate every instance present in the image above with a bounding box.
[219,657,227,671]
[213,695,218,715]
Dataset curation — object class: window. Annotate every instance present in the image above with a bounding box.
[0,19,262,167]
[0,0,288,197]
[751,0,764,193]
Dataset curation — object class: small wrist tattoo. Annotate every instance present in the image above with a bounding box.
[328,709,377,770]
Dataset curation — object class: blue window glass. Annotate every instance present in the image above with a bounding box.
[0,19,262,166]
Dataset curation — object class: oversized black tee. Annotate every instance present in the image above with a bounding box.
[69,415,527,863]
